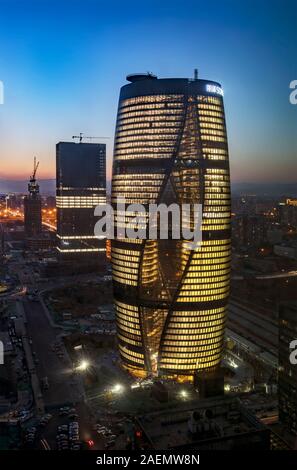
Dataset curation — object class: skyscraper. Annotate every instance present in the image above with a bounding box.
[24,157,42,237]
[111,73,231,379]
[56,141,106,267]
[279,302,297,435]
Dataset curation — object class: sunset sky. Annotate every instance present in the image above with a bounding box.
[0,0,296,184]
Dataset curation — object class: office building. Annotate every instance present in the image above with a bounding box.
[111,72,231,379]
[136,396,270,450]
[56,141,106,267]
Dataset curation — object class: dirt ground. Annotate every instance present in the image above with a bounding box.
[46,282,112,317]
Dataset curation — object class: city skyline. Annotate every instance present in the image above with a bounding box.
[0,1,297,457]
[0,0,296,184]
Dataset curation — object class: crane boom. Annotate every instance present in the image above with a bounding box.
[72,132,109,142]
[32,156,39,179]
[28,156,40,196]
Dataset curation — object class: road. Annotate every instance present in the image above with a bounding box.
[232,270,297,280]
[23,298,81,407]
[0,212,56,231]
[3,223,108,450]
[228,300,278,355]
[22,297,105,449]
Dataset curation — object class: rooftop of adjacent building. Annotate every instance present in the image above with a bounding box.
[137,395,267,450]
[56,141,106,147]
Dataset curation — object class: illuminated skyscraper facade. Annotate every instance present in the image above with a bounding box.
[56,142,106,265]
[112,73,231,379]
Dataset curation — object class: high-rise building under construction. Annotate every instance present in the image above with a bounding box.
[24,157,42,237]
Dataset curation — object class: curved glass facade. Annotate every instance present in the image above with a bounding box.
[111,75,231,379]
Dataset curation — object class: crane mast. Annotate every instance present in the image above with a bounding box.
[28,156,40,197]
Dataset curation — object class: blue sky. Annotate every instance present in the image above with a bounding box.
[0,0,296,182]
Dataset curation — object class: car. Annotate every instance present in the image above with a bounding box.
[57,443,68,449]
[58,425,68,432]
[69,427,79,433]
[69,427,77,433]
[69,428,79,434]
[71,444,80,450]
[59,441,68,446]
[57,438,68,444]
[104,442,114,449]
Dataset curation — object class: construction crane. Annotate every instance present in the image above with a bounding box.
[28,156,40,196]
[31,156,39,180]
[72,132,110,143]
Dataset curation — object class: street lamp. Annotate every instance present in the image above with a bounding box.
[76,360,89,372]
[111,383,124,394]
[180,389,188,399]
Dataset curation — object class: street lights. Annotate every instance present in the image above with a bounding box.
[180,389,188,399]
[111,383,124,394]
[76,360,90,372]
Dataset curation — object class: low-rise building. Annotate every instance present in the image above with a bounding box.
[137,396,270,450]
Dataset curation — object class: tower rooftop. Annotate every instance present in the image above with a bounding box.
[126,73,158,83]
